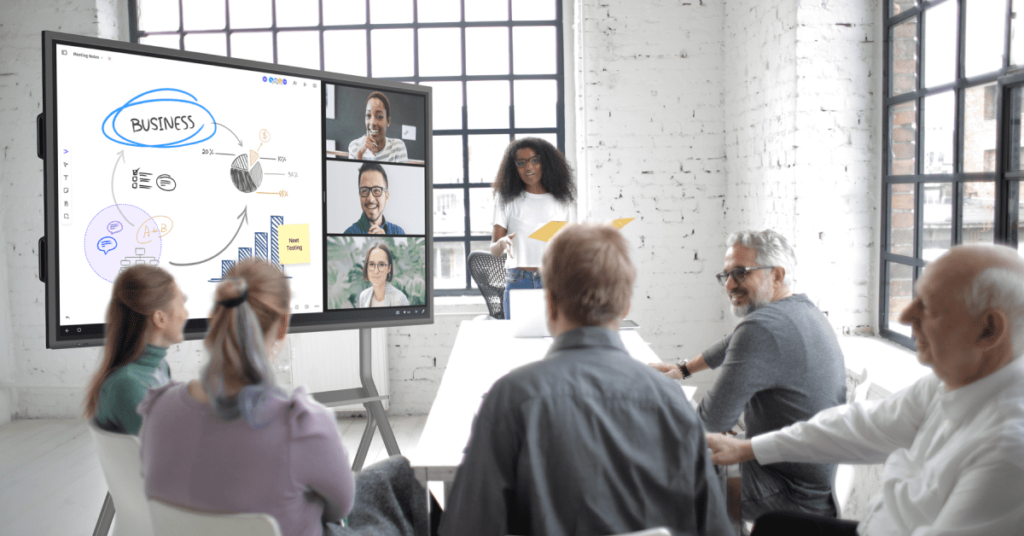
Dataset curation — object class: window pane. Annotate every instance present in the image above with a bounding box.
[276,0,319,27]
[418,28,462,77]
[138,0,181,32]
[434,241,466,289]
[922,182,953,260]
[890,16,918,96]
[421,81,463,131]
[965,0,1008,77]
[277,31,321,70]
[371,29,415,78]
[890,183,916,257]
[470,188,496,235]
[370,0,414,24]
[182,0,224,30]
[434,190,465,236]
[514,132,557,146]
[468,134,511,183]
[468,81,511,129]
[514,80,557,128]
[433,136,464,184]
[230,31,273,63]
[140,34,182,50]
[466,0,508,21]
[923,1,957,89]
[324,30,367,76]
[419,0,461,22]
[1010,86,1024,171]
[923,91,954,175]
[466,27,509,75]
[512,26,557,74]
[963,83,998,173]
[229,0,272,29]
[889,101,918,175]
[184,32,226,56]
[324,0,366,25]
[891,0,917,18]
[886,262,914,337]
[1013,0,1024,65]
[961,182,996,245]
[513,0,556,21]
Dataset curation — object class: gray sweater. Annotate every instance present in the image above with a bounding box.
[698,293,846,520]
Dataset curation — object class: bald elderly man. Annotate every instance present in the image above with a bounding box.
[707,244,1024,535]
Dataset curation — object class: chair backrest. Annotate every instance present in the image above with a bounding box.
[467,251,506,319]
[87,420,154,536]
[148,499,282,536]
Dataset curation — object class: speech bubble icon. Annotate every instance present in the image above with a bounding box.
[106,221,123,234]
[156,174,176,192]
[97,236,117,255]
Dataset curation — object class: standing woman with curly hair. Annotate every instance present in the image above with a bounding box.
[490,137,577,319]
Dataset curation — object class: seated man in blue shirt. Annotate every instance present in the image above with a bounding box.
[344,162,405,235]
[440,222,731,536]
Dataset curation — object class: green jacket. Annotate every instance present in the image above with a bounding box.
[94,344,171,434]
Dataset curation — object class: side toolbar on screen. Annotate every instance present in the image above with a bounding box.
[55,44,324,326]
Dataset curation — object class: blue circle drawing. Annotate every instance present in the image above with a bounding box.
[101,88,217,149]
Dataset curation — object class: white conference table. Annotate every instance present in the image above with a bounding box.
[409,319,689,497]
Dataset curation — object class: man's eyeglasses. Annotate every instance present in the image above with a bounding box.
[715,266,774,286]
[359,186,387,198]
[367,262,391,272]
[514,156,542,168]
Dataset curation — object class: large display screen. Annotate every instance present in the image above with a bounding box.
[40,32,432,348]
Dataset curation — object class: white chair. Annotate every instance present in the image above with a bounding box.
[614,529,671,536]
[148,499,282,536]
[87,420,154,536]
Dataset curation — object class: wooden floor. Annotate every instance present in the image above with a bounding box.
[0,415,427,536]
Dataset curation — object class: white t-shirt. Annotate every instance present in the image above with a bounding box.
[493,191,576,269]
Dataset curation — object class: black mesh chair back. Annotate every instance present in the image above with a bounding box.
[467,251,507,319]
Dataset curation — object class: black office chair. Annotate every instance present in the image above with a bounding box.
[467,251,507,319]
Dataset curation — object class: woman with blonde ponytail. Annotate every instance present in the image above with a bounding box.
[137,259,356,536]
[84,264,188,434]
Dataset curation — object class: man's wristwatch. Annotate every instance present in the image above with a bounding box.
[676,361,692,379]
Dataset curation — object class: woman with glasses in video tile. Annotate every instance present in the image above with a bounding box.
[358,242,410,308]
[490,137,577,319]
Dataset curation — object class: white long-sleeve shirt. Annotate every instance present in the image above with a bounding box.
[751,357,1024,536]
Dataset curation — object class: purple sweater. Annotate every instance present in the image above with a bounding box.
[138,382,355,536]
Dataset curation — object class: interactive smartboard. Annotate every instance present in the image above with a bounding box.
[40,31,433,349]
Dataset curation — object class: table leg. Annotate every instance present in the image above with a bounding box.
[352,413,376,471]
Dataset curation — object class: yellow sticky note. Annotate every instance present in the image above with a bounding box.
[277,224,310,264]
[528,221,569,242]
[611,218,635,229]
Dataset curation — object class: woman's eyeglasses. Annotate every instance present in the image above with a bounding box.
[367,262,391,272]
[359,186,387,198]
[514,156,542,168]
[715,266,774,286]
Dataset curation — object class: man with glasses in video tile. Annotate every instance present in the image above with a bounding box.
[649,229,846,524]
[344,162,406,235]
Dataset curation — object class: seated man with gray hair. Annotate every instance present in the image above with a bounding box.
[706,243,1024,534]
[441,222,731,536]
[650,229,846,521]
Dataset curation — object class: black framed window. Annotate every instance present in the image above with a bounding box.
[881,0,1024,347]
[130,0,566,295]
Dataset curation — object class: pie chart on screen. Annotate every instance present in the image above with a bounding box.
[230,153,263,193]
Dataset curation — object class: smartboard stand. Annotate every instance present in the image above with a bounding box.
[312,327,400,471]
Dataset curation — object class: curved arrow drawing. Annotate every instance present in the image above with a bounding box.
[110,150,133,226]
[168,207,249,267]
[213,122,243,147]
